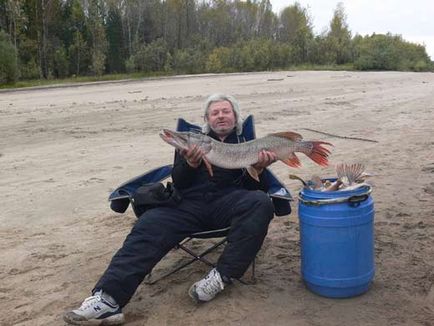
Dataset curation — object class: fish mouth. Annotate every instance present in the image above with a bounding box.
[160,129,173,139]
[161,129,185,140]
[160,129,189,149]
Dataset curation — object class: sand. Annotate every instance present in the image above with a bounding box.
[0,71,433,325]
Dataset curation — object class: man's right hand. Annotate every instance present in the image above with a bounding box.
[180,145,204,168]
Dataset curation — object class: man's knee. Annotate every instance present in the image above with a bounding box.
[233,191,274,235]
[134,209,163,233]
[247,190,274,218]
[129,209,180,251]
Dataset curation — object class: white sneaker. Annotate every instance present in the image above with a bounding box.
[189,268,226,302]
[63,290,125,325]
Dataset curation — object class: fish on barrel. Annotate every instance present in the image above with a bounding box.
[290,163,373,192]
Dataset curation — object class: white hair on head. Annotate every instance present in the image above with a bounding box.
[202,93,243,135]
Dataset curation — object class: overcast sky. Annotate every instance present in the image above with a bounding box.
[269,0,434,60]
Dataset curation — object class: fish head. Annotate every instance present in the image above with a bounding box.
[160,129,191,150]
[159,129,212,153]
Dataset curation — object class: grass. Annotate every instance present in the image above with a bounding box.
[287,63,356,71]
[1,63,432,90]
[0,71,173,90]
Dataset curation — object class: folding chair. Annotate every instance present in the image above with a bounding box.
[108,115,292,284]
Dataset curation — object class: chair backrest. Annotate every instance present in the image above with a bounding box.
[109,115,292,216]
[176,115,255,139]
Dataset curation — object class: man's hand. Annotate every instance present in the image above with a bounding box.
[246,150,277,182]
[180,145,205,168]
[251,150,277,174]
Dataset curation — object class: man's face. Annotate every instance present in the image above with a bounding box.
[206,100,236,137]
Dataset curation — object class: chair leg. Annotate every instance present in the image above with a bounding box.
[144,255,202,285]
[178,244,217,267]
[144,238,228,285]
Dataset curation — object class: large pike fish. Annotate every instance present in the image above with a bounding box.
[160,129,332,176]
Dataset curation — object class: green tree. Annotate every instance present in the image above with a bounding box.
[122,0,162,55]
[327,2,352,64]
[69,30,87,75]
[61,0,86,50]
[306,35,323,64]
[106,5,125,73]
[172,48,203,73]
[26,0,64,78]
[198,0,235,47]
[231,0,257,41]
[2,0,23,67]
[133,38,169,72]
[353,33,430,71]
[53,46,68,78]
[0,30,18,83]
[256,0,276,39]
[205,46,231,72]
[163,0,197,49]
[278,3,313,63]
[87,0,108,76]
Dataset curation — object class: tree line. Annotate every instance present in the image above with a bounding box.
[0,0,432,84]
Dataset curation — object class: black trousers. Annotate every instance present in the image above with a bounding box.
[94,189,274,307]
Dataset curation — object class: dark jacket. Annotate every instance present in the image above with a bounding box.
[171,129,268,197]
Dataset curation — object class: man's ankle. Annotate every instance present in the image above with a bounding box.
[218,271,232,285]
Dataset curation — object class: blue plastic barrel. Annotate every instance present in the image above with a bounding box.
[298,183,375,298]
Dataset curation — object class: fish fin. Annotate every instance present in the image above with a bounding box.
[271,131,303,141]
[203,157,214,177]
[306,141,333,167]
[281,153,302,168]
[246,166,260,182]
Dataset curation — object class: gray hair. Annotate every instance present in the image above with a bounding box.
[202,93,243,135]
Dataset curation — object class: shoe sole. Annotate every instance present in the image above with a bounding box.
[188,285,204,303]
[63,313,125,325]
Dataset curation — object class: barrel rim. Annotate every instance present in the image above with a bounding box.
[299,184,372,206]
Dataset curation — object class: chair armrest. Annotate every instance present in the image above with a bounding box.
[264,169,292,216]
[108,164,173,214]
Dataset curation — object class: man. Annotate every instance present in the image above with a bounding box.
[63,94,278,325]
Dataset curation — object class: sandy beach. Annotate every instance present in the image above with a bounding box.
[1,71,433,325]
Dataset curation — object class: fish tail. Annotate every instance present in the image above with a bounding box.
[305,141,333,167]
